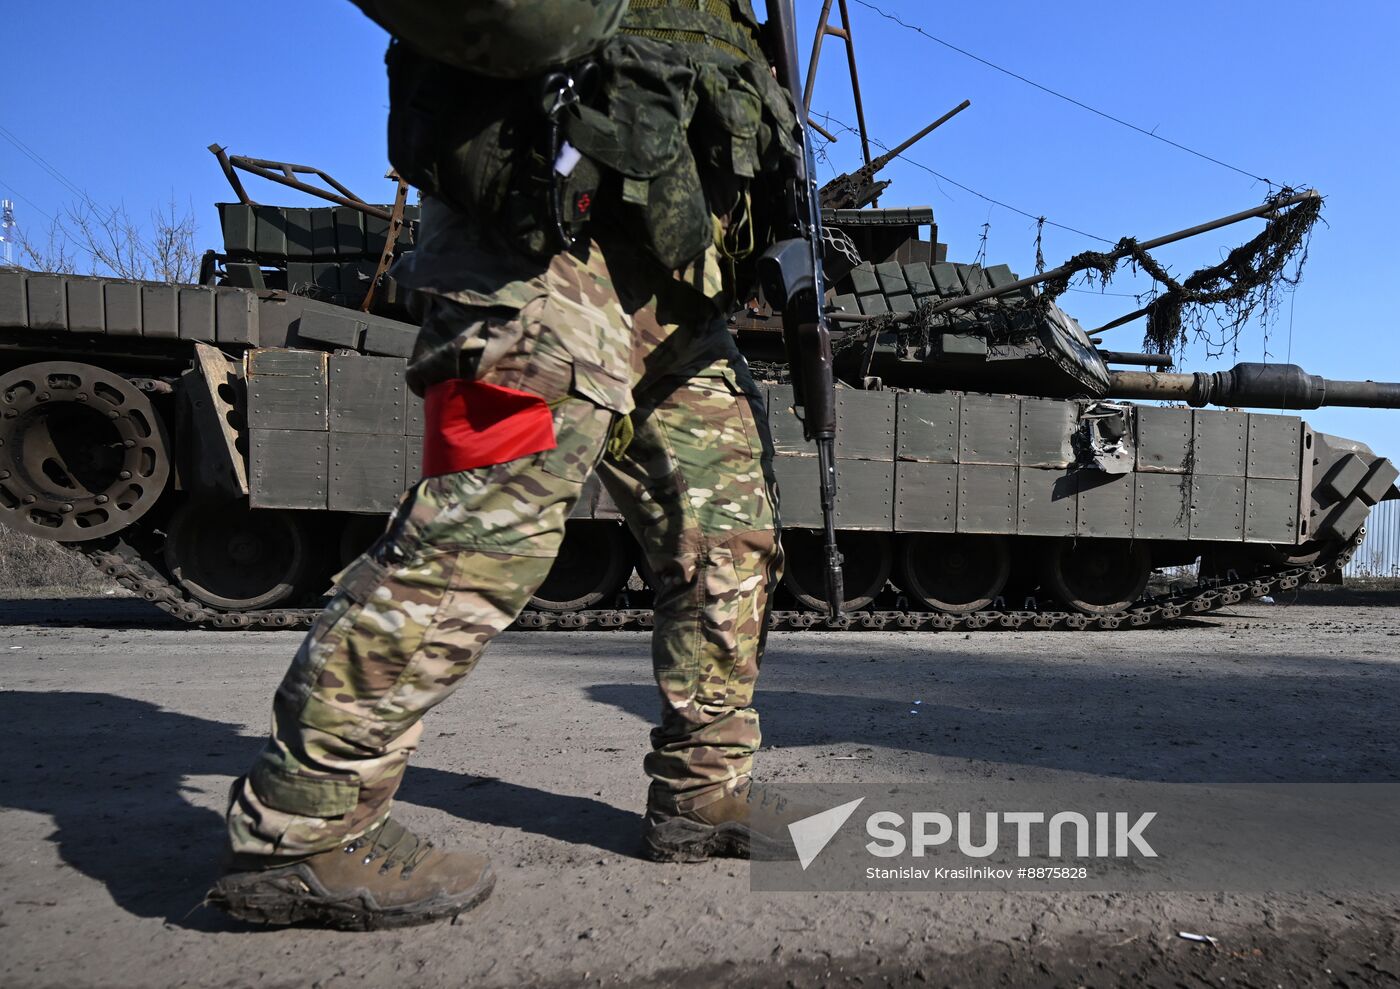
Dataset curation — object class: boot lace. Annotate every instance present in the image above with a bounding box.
[342,818,434,877]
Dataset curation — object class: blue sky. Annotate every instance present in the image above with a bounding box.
[4,0,1397,452]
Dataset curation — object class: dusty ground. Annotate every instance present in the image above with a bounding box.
[2,594,1399,988]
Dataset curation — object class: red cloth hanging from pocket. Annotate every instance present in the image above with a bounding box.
[421,379,557,477]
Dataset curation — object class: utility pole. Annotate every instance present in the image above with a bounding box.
[0,200,15,265]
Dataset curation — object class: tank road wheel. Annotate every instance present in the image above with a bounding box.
[164,500,311,610]
[782,530,892,612]
[1041,539,1151,615]
[898,533,1010,614]
[530,521,632,612]
[0,362,170,541]
[338,513,390,568]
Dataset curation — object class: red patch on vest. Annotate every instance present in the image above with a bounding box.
[421,380,557,477]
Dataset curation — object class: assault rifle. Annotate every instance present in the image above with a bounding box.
[759,0,845,618]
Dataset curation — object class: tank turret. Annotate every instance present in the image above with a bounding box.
[825,190,1366,410]
[832,268,1400,413]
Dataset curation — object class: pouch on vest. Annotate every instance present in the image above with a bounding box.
[694,61,762,181]
[386,41,600,260]
[566,37,712,270]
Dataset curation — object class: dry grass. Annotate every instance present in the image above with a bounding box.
[0,525,116,592]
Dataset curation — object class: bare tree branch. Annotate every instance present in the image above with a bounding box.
[15,196,199,284]
[17,222,78,275]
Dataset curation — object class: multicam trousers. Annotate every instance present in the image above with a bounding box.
[227,213,782,856]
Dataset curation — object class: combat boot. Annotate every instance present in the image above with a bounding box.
[207,817,494,930]
[643,778,804,863]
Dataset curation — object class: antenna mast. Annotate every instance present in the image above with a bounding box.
[1,200,15,265]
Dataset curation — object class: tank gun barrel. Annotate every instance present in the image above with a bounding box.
[1107,362,1400,410]
[817,100,970,210]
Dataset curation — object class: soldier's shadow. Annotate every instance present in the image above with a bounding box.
[401,767,642,858]
[0,691,642,931]
[0,596,187,630]
[0,692,242,930]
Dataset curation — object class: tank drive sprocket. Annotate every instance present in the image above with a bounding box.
[0,361,170,542]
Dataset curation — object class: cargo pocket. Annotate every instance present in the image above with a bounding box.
[282,549,395,714]
[652,362,773,536]
[298,552,460,748]
[535,361,626,484]
[333,552,392,603]
[249,751,360,818]
[406,294,545,398]
[483,335,576,404]
[689,365,760,462]
[572,358,632,413]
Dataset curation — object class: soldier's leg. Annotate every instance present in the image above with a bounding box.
[595,319,782,822]
[226,299,624,860]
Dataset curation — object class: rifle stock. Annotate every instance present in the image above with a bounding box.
[760,0,845,618]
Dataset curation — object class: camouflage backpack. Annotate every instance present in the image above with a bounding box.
[349,0,629,78]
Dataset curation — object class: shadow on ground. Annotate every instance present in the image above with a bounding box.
[0,693,639,931]
[1286,586,1400,608]
[4,643,1398,926]
[588,644,1400,784]
[0,597,187,629]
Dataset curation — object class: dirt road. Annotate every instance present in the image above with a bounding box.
[2,596,1399,987]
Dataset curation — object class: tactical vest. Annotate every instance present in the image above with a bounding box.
[563,0,799,269]
[618,0,767,63]
[385,0,800,270]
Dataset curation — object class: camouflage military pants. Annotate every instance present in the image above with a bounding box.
[227,231,782,856]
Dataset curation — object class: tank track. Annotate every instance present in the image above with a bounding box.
[74,531,1359,633]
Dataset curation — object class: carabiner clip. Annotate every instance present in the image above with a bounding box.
[541,73,580,120]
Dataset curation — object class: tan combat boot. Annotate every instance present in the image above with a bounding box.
[643,779,802,863]
[208,817,494,930]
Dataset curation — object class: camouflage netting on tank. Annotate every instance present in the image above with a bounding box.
[747,360,792,383]
[1039,187,1323,357]
[833,188,1323,366]
[756,189,1322,382]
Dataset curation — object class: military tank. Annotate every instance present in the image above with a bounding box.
[1,149,1397,631]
